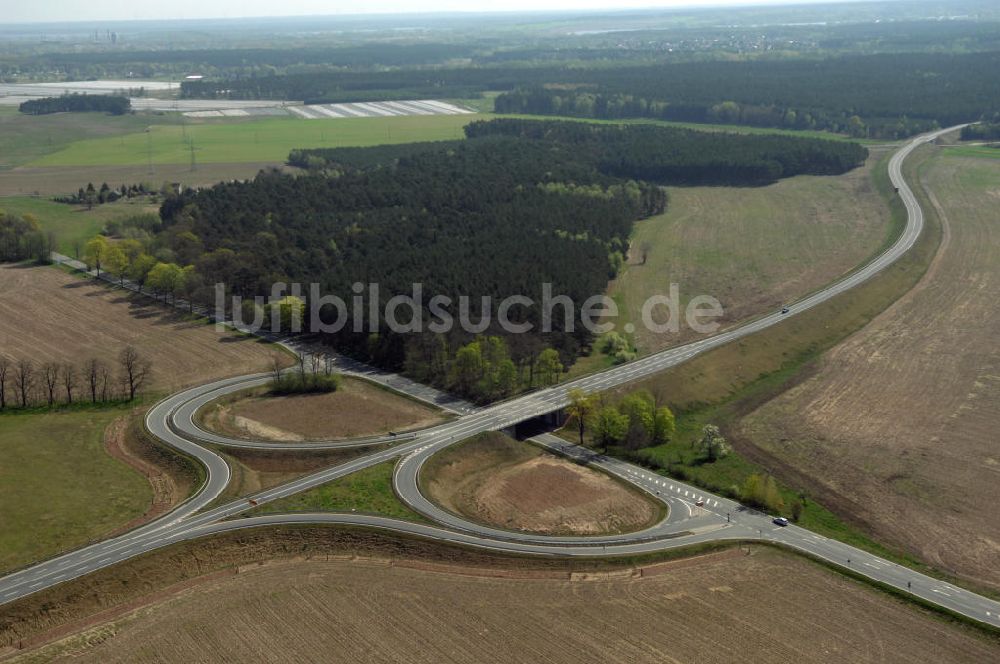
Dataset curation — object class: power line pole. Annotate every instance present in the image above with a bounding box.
[146,131,154,175]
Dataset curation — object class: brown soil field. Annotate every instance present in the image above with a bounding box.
[0,163,286,197]
[0,264,289,392]
[198,378,444,442]
[10,546,998,664]
[610,152,892,353]
[422,432,662,535]
[738,154,1000,590]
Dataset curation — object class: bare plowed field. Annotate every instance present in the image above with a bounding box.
[0,264,287,392]
[14,548,998,663]
[422,432,661,535]
[198,378,444,442]
[738,154,1000,589]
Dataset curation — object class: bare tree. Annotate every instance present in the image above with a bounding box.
[119,345,151,401]
[42,362,60,406]
[0,357,9,410]
[85,358,103,404]
[309,354,321,376]
[323,355,335,377]
[14,359,35,408]
[270,355,283,383]
[62,362,77,404]
[99,363,113,402]
[640,241,653,266]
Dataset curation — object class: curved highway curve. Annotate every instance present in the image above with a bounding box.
[5,126,1000,630]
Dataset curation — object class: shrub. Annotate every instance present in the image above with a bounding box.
[270,372,341,395]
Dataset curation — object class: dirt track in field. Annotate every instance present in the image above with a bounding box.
[0,264,288,392]
[423,432,661,535]
[199,379,444,442]
[738,154,1000,590]
[13,547,998,664]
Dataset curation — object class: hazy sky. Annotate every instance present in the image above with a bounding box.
[7,1,866,24]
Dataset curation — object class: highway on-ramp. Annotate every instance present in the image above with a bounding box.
[4,126,999,630]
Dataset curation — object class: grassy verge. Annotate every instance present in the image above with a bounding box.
[204,445,378,511]
[250,461,426,522]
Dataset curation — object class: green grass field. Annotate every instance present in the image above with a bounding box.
[599,152,893,356]
[16,106,872,170]
[254,461,424,522]
[0,407,151,573]
[942,145,1000,160]
[29,113,486,167]
[0,196,157,255]
[0,106,178,170]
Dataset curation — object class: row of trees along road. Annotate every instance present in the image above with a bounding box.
[83,235,200,308]
[0,346,151,411]
[0,210,55,264]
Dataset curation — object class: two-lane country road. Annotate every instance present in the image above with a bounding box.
[5,126,998,631]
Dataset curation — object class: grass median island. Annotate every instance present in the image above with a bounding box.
[251,461,423,522]
[420,432,665,536]
[197,376,445,443]
[0,406,151,573]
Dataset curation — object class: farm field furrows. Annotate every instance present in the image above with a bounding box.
[738,153,1000,590]
[14,547,999,663]
[0,264,287,393]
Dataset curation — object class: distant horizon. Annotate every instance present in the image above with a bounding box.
[1,0,892,27]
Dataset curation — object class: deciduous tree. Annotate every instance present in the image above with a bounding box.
[565,388,595,446]
[83,235,109,277]
[119,345,151,401]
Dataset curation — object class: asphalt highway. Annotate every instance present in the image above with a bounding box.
[4,126,999,629]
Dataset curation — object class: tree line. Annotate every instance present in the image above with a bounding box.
[0,210,55,264]
[961,113,1000,141]
[55,182,158,209]
[0,346,150,411]
[464,119,868,186]
[182,51,1000,137]
[492,52,1000,138]
[566,388,677,452]
[18,94,130,116]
